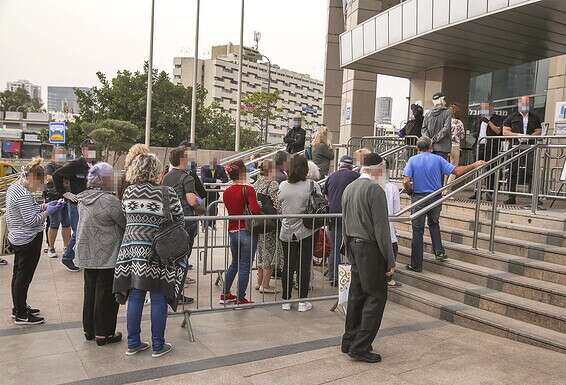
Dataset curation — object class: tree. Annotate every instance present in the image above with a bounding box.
[88,119,140,164]
[0,88,43,112]
[241,91,281,142]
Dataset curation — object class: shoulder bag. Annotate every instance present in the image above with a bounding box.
[302,180,329,230]
[242,184,277,235]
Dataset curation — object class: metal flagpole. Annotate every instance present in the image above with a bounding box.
[144,0,156,146]
[235,0,245,152]
[190,0,200,145]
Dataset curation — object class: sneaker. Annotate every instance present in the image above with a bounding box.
[152,342,173,358]
[298,302,313,312]
[406,264,422,273]
[236,298,254,306]
[219,293,237,304]
[11,305,40,319]
[126,342,150,356]
[435,252,447,262]
[0,258,8,266]
[177,296,194,305]
[14,313,45,325]
[47,248,58,258]
[388,280,402,287]
[62,260,80,272]
[282,303,292,311]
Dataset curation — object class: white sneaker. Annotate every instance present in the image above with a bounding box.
[47,248,57,258]
[282,303,291,311]
[298,302,313,312]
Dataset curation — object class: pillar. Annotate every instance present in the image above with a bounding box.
[410,66,471,112]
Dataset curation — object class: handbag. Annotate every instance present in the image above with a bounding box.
[242,185,277,235]
[152,186,190,265]
[302,180,329,230]
[313,228,331,264]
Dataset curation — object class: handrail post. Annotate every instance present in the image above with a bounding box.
[489,168,500,253]
[472,178,482,250]
[531,145,541,214]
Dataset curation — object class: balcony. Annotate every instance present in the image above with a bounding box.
[340,0,566,77]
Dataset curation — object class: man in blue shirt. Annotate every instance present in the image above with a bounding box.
[403,137,485,272]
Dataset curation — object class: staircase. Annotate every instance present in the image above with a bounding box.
[390,197,566,353]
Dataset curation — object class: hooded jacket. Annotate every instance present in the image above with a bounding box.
[75,189,126,269]
[422,106,453,153]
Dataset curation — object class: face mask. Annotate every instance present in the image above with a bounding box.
[55,154,66,162]
[480,109,490,117]
[520,105,530,114]
[87,150,97,160]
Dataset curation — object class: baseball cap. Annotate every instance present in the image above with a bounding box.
[363,153,383,167]
[339,155,353,166]
[432,92,445,101]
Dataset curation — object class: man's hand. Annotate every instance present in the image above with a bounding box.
[63,192,78,203]
[386,267,395,277]
[473,160,487,168]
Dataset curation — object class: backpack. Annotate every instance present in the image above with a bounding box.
[302,180,329,230]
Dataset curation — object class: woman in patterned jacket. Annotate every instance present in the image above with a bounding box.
[113,154,186,358]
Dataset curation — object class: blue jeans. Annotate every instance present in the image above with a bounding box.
[410,194,444,271]
[48,205,70,229]
[224,230,257,300]
[62,203,79,262]
[328,220,343,284]
[127,288,167,352]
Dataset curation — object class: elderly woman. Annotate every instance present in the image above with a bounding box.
[6,158,64,325]
[76,162,125,346]
[118,144,150,200]
[114,154,186,358]
[312,127,334,179]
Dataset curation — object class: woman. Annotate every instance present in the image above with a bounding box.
[278,155,320,312]
[76,162,125,345]
[447,104,465,187]
[114,154,186,358]
[253,159,282,294]
[6,158,64,325]
[220,160,261,305]
[312,127,334,179]
[118,144,149,200]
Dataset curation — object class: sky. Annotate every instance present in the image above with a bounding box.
[0,0,409,129]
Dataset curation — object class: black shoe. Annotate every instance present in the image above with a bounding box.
[435,252,447,262]
[188,264,193,270]
[348,351,382,363]
[341,344,373,354]
[177,296,194,305]
[14,314,45,325]
[406,264,422,273]
[62,260,80,272]
[96,332,123,346]
[85,333,95,341]
[12,305,40,319]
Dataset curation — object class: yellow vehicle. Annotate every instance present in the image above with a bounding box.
[0,162,18,178]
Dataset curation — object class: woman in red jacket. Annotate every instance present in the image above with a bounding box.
[220,160,262,305]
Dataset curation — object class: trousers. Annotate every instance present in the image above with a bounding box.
[342,238,387,354]
[83,269,119,337]
[281,235,313,300]
[127,288,168,352]
[11,233,43,318]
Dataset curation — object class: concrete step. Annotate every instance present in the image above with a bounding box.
[389,283,566,354]
[395,222,566,268]
[396,230,566,287]
[395,261,566,334]
[394,246,566,308]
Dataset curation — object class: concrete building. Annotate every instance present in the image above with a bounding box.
[173,43,324,142]
[47,86,90,115]
[375,96,392,125]
[6,79,41,100]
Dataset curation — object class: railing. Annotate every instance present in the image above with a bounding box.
[219,143,284,166]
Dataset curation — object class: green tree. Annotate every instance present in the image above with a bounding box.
[88,119,140,164]
[241,90,281,142]
[0,88,43,112]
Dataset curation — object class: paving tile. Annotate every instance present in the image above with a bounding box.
[1,352,88,385]
[0,329,75,363]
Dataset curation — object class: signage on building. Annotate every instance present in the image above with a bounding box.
[555,102,566,136]
[302,106,318,116]
[24,133,40,142]
[48,122,66,144]
[345,102,352,124]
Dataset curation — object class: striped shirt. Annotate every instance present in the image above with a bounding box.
[6,182,46,246]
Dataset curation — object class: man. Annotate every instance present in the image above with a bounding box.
[180,142,207,199]
[53,138,97,272]
[382,160,402,288]
[502,96,543,205]
[422,92,453,160]
[322,155,359,287]
[44,147,71,258]
[283,116,306,154]
[162,147,205,304]
[341,153,395,363]
[201,156,228,229]
[470,102,504,201]
[274,150,289,184]
[404,137,485,272]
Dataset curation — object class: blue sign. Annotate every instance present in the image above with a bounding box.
[49,122,66,144]
[302,106,318,115]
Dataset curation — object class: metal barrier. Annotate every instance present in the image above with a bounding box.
[219,143,283,165]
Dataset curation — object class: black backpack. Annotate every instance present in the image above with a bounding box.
[243,184,277,235]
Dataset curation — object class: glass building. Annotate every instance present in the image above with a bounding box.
[47,86,90,114]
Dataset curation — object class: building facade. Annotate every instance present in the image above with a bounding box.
[6,79,41,100]
[375,96,393,125]
[47,86,90,115]
[173,43,324,143]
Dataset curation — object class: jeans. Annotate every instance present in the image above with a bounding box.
[11,233,43,318]
[224,230,257,300]
[83,269,119,337]
[62,203,79,262]
[49,205,70,229]
[328,220,343,284]
[410,194,444,271]
[281,235,313,300]
[127,288,167,352]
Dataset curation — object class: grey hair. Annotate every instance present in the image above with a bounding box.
[87,162,113,188]
[126,154,162,184]
[417,136,432,152]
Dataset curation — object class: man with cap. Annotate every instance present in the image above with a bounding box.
[422,92,453,161]
[403,137,485,272]
[322,155,359,286]
[340,153,394,363]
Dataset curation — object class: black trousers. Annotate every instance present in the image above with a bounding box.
[342,238,387,355]
[509,152,534,197]
[83,269,119,337]
[11,233,43,318]
[281,236,313,300]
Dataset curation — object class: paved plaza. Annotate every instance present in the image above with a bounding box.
[1,244,566,385]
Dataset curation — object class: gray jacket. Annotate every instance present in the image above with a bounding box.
[278,179,321,242]
[75,189,126,269]
[312,143,334,178]
[422,106,452,153]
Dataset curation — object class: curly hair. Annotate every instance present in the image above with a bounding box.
[126,154,161,185]
[22,157,45,178]
[124,144,150,169]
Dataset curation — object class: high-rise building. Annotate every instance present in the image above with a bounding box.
[375,96,392,125]
[173,43,324,143]
[6,79,41,100]
[47,86,90,115]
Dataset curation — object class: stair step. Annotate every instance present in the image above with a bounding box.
[395,245,566,308]
[395,264,566,333]
[389,283,566,353]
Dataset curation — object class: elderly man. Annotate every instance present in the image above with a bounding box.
[341,153,395,363]
[404,137,485,272]
[502,96,543,205]
[422,92,453,160]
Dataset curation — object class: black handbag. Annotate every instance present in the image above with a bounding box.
[302,180,329,230]
[152,186,190,265]
[242,185,277,235]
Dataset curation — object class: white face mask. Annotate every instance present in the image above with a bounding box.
[87,150,97,160]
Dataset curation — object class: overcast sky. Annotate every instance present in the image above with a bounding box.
[0,0,409,128]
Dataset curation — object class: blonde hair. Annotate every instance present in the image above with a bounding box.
[126,154,161,185]
[312,126,329,147]
[22,157,44,178]
[124,144,150,169]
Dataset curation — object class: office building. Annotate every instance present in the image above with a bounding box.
[47,86,90,115]
[6,79,42,100]
[375,96,392,125]
[173,43,324,142]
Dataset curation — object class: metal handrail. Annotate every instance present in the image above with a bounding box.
[219,143,283,165]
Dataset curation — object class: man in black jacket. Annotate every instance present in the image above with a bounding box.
[201,157,228,229]
[53,139,97,272]
[284,116,306,154]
